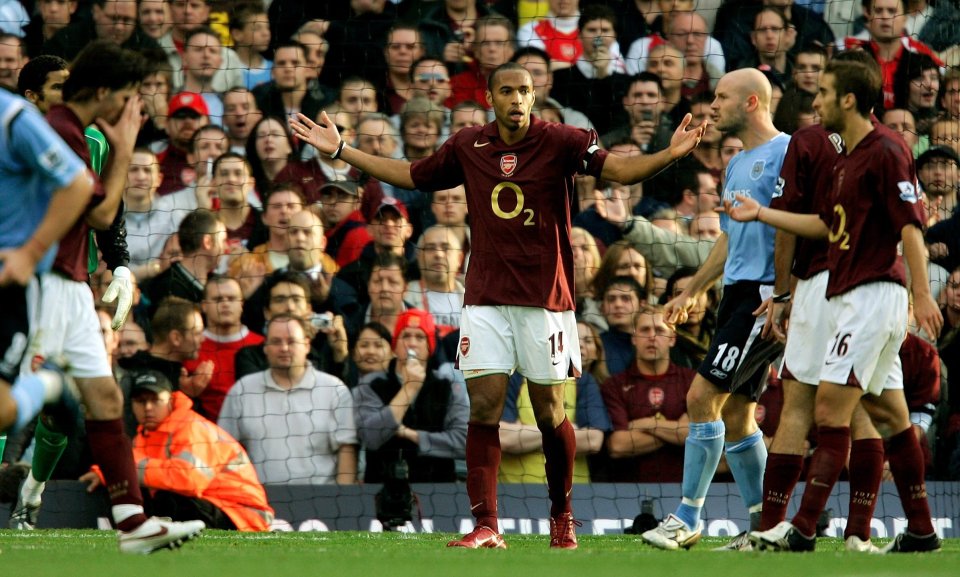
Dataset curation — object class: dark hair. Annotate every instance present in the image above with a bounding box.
[578,4,617,32]
[796,42,828,59]
[630,71,664,93]
[487,62,532,93]
[370,251,408,278]
[386,23,420,44]
[245,116,297,194]
[203,273,241,298]
[17,54,68,96]
[151,296,200,343]
[265,270,312,303]
[452,99,485,114]
[592,240,653,302]
[184,26,222,47]
[664,267,699,299]
[409,55,448,82]
[600,274,646,303]
[511,46,551,67]
[754,5,790,30]
[212,151,249,175]
[356,322,393,347]
[263,181,306,206]
[274,40,307,58]
[824,58,882,117]
[177,209,221,255]
[63,41,148,102]
[893,52,940,110]
[229,1,266,31]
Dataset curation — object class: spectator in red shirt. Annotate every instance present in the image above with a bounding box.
[449,15,515,110]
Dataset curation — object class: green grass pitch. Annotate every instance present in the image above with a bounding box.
[2,531,957,577]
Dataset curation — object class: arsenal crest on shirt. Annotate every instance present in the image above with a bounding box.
[459,336,470,357]
[500,153,518,176]
[648,387,664,409]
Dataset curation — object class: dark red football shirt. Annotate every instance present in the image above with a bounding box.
[601,363,695,483]
[773,124,839,280]
[899,333,940,413]
[410,116,607,311]
[821,124,925,298]
[48,105,104,282]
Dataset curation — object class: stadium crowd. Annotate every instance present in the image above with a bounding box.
[0,0,957,547]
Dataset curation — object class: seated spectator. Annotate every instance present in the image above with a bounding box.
[155,92,210,196]
[344,252,414,340]
[380,24,424,115]
[601,305,694,482]
[942,68,960,120]
[417,0,498,75]
[245,116,298,196]
[663,267,717,370]
[184,276,264,421]
[550,5,630,135]
[572,227,604,330]
[591,240,654,305]
[137,59,173,148]
[938,266,960,477]
[137,0,168,41]
[916,145,959,228]
[152,125,231,233]
[449,15,517,110]
[430,185,470,271]
[141,210,226,319]
[118,320,150,360]
[929,118,960,155]
[219,314,358,485]
[22,0,75,58]
[882,107,921,154]
[228,184,305,298]
[403,226,464,334]
[516,0,582,70]
[156,0,244,95]
[42,0,160,60]
[410,55,454,115]
[645,43,691,130]
[121,148,177,281]
[0,34,25,92]
[222,87,263,155]
[578,319,610,386]
[499,367,610,483]
[892,53,941,139]
[354,309,468,482]
[118,296,213,431]
[337,199,419,305]
[83,370,274,531]
[790,43,826,97]
[229,2,272,90]
[449,100,487,134]
[236,271,347,381]
[748,6,797,78]
[253,41,330,122]
[511,46,594,132]
[321,181,375,268]
[600,73,672,154]
[348,322,395,388]
[399,96,444,162]
[689,212,722,242]
[337,76,379,128]
[214,152,266,250]
[598,275,646,377]
[177,27,228,121]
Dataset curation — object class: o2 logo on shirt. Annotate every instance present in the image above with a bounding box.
[500,154,518,176]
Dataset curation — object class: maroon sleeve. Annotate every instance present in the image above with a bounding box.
[773,131,812,213]
[901,335,941,410]
[410,131,466,192]
[881,138,925,233]
[566,126,608,179]
[600,375,630,431]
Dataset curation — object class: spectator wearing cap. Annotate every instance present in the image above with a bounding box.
[87,368,275,531]
[156,91,210,196]
[917,145,960,227]
[42,0,160,60]
[219,314,359,485]
[319,180,375,268]
[926,147,960,275]
[337,197,419,306]
[353,308,468,483]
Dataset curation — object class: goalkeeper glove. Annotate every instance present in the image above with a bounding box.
[102,265,133,330]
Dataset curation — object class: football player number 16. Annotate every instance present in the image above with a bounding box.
[492,182,535,226]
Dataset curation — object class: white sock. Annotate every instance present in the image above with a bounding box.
[20,471,44,506]
[112,504,145,525]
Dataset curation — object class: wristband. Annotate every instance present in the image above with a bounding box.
[330,139,345,160]
[772,292,791,303]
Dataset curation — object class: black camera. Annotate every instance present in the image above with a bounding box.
[375,459,416,530]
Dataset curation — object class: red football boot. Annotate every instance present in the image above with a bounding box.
[447,525,507,549]
[550,513,581,549]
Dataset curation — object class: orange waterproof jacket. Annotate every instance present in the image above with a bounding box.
[134,392,274,531]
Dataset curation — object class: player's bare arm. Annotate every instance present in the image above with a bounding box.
[901,223,944,339]
[601,113,705,184]
[290,111,416,190]
[721,193,829,239]
[755,230,797,341]
[662,233,728,325]
[0,172,94,286]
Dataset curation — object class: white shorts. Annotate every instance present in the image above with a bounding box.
[23,272,112,379]
[457,305,581,383]
[782,271,830,385]
[820,282,907,396]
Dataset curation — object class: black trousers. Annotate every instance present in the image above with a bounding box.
[144,490,237,530]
